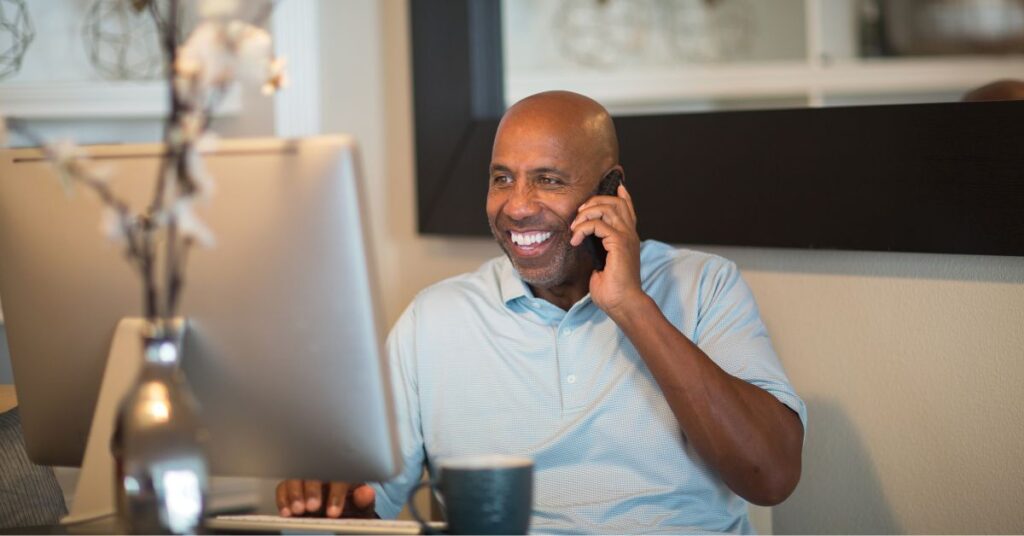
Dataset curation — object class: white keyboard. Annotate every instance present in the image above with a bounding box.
[207,514,446,534]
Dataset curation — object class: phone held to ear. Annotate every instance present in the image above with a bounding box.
[585,170,623,271]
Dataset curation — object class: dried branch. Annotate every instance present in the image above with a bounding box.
[7,119,159,317]
[149,0,181,216]
[5,0,285,325]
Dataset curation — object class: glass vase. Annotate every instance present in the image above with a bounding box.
[112,322,209,534]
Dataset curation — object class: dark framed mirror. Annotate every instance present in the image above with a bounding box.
[410,0,1024,256]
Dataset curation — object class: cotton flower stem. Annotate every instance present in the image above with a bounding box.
[149,0,182,216]
[164,214,178,319]
[137,216,159,321]
[166,235,194,319]
[149,0,185,323]
[7,0,282,327]
[253,1,278,29]
[8,120,144,264]
[17,125,159,319]
[201,90,227,131]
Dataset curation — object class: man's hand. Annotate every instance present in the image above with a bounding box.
[570,183,645,317]
[275,480,376,518]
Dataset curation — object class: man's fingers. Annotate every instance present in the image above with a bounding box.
[618,184,637,228]
[570,219,613,246]
[277,480,362,518]
[326,482,350,518]
[286,479,306,515]
[352,484,376,510]
[342,484,377,518]
[572,206,626,234]
[619,184,636,219]
[578,195,636,229]
[304,480,324,513]
[275,481,292,516]
[578,196,622,212]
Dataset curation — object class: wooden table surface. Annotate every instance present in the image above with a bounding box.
[0,384,17,413]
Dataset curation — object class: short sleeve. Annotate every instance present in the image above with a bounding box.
[369,302,428,518]
[693,260,808,431]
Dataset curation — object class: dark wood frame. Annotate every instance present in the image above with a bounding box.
[410,0,1024,256]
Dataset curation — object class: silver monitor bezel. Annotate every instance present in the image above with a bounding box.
[0,136,401,482]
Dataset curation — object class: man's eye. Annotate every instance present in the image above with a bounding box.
[491,175,512,185]
[539,176,561,186]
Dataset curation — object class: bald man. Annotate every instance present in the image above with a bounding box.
[277,92,806,533]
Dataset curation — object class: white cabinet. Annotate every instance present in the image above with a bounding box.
[0,0,241,119]
[502,0,1024,114]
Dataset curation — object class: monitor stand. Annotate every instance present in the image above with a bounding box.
[63,317,183,524]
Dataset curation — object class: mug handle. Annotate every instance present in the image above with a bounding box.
[408,480,444,535]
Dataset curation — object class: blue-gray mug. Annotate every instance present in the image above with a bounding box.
[409,454,534,535]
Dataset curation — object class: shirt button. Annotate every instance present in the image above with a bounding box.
[561,328,572,336]
[566,374,577,384]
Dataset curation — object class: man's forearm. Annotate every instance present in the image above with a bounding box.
[608,294,804,506]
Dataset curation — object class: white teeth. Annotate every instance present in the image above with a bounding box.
[510,231,552,246]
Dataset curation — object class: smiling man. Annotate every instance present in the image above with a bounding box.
[486,91,623,303]
[277,91,806,533]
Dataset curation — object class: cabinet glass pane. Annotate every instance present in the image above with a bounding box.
[502,0,806,71]
[502,0,1024,115]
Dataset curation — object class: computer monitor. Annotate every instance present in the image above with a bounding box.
[0,136,400,484]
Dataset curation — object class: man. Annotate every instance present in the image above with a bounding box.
[277,91,806,533]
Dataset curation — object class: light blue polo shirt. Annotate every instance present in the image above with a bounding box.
[371,240,806,534]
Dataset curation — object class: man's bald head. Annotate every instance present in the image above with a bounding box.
[495,91,619,182]
[487,91,623,290]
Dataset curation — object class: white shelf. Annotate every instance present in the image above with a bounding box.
[506,56,1024,109]
[0,81,241,119]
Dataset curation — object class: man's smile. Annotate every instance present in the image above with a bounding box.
[506,229,557,258]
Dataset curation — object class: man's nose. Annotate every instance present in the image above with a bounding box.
[503,183,541,219]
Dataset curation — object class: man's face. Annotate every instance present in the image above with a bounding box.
[486,117,603,288]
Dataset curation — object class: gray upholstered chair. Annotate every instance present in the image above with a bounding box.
[0,407,67,529]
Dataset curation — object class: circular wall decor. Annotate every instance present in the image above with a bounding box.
[82,0,164,80]
[0,0,35,81]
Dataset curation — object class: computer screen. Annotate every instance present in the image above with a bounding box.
[0,136,400,484]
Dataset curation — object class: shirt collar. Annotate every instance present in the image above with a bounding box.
[497,256,533,306]
[496,256,596,315]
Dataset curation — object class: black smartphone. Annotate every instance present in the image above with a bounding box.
[584,170,623,271]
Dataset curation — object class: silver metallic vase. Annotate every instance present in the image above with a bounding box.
[112,322,209,534]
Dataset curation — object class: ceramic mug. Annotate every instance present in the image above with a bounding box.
[409,454,534,535]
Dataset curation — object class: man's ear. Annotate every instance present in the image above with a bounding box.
[597,168,624,196]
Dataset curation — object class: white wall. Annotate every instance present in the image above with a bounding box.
[316,0,502,328]
[321,1,1024,533]
[705,247,1024,533]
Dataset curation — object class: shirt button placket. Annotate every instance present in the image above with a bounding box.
[558,321,580,411]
